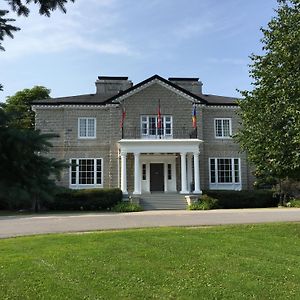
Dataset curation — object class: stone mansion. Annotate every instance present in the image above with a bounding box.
[33,75,254,204]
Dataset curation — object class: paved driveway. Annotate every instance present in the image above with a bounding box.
[1,208,300,238]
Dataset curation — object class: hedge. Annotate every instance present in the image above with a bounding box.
[203,190,277,209]
[188,194,219,210]
[44,188,122,211]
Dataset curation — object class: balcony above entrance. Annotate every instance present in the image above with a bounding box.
[118,139,202,154]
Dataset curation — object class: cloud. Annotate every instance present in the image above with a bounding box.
[0,0,136,60]
[207,58,249,66]
[174,21,215,39]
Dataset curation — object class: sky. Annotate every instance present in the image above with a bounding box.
[0,0,277,102]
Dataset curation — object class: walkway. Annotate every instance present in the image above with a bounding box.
[1,208,300,238]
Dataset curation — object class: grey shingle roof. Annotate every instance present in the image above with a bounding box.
[32,93,111,105]
[195,93,239,105]
[32,75,240,106]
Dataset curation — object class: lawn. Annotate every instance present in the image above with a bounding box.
[0,224,300,299]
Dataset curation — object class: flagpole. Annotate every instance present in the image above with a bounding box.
[158,99,161,139]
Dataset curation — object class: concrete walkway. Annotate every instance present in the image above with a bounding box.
[1,208,300,239]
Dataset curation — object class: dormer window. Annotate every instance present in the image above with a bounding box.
[141,115,172,138]
[214,118,232,138]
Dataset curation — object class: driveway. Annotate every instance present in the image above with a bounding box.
[1,208,300,238]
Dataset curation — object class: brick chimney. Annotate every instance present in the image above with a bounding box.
[168,77,203,95]
[95,76,133,96]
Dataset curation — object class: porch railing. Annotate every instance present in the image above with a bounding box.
[121,127,198,139]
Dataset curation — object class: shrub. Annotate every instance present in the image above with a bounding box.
[44,188,122,211]
[288,199,300,208]
[188,194,218,210]
[202,190,277,209]
[112,202,143,212]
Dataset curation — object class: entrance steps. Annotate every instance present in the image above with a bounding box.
[140,193,187,210]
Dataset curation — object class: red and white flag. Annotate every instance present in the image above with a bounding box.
[120,105,126,128]
[157,100,162,129]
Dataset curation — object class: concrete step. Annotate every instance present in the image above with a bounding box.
[140,193,187,210]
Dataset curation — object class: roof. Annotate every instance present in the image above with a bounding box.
[98,76,129,80]
[108,74,208,104]
[32,93,111,105]
[196,93,239,105]
[32,74,239,106]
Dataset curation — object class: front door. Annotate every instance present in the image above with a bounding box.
[150,163,164,192]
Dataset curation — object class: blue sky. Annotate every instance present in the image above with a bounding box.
[0,0,277,101]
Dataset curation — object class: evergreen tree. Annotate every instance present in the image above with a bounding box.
[237,0,300,183]
[4,86,51,129]
[0,108,67,211]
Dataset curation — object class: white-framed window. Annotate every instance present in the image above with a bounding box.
[78,118,96,139]
[70,158,103,188]
[214,118,232,138]
[209,158,241,189]
[141,115,173,138]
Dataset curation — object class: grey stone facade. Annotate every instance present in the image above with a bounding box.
[33,75,255,193]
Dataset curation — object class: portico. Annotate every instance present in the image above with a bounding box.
[118,139,203,195]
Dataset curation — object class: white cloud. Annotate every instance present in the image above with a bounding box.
[174,21,215,39]
[207,58,249,66]
[0,0,136,60]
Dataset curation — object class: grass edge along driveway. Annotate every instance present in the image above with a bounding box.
[0,223,299,299]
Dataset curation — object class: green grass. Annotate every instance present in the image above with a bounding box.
[1,223,300,299]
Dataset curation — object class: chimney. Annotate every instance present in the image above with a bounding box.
[168,77,203,94]
[95,76,133,95]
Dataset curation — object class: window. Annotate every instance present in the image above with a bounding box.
[141,115,173,138]
[70,158,103,187]
[167,164,172,180]
[214,118,232,138]
[142,164,146,180]
[78,118,96,138]
[210,158,240,184]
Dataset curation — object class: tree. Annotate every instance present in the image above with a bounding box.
[4,86,51,129]
[236,0,300,184]
[0,108,67,211]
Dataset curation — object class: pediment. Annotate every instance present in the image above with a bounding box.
[110,75,207,105]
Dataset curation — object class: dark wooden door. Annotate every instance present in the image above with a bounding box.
[150,163,164,192]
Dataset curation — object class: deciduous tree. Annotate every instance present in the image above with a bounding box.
[4,86,51,129]
[237,0,300,183]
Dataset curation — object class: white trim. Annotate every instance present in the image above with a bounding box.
[141,155,177,193]
[78,117,97,139]
[118,139,202,154]
[69,158,103,189]
[32,104,118,110]
[140,115,173,139]
[208,157,241,190]
[214,118,232,139]
[204,105,239,110]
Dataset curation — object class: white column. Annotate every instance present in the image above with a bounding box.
[133,152,141,195]
[120,151,128,194]
[187,154,193,192]
[193,152,202,194]
[180,152,188,194]
[164,163,168,192]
